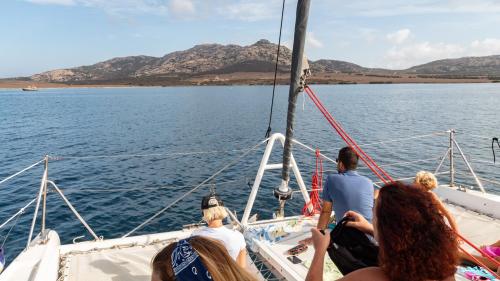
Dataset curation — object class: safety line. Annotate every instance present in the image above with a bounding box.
[0,198,36,229]
[0,159,44,187]
[122,138,267,238]
[49,147,260,160]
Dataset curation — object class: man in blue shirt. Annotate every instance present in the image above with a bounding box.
[300,147,374,244]
[320,146,374,225]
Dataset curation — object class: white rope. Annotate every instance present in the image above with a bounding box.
[317,131,449,153]
[323,157,441,174]
[0,159,44,187]
[455,172,500,187]
[468,158,497,165]
[372,171,450,185]
[0,198,36,229]
[63,179,241,194]
[360,157,441,168]
[122,138,267,238]
[291,139,337,164]
[49,147,260,160]
[458,133,495,140]
[358,131,448,147]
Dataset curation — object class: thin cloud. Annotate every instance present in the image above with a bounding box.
[383,38,500,69]
[169,0,195,19]
[307,32,324,48]
[469,38,500,56]
[26,0,75,5]
[359,28,379,43]
[350,0,500,17]
[218,2,279,21]
[386,29,411,44]
[25,0,169,16]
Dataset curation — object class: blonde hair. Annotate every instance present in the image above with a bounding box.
[152,236,256,281]
[414,171,438,191]
[202,206,228,223]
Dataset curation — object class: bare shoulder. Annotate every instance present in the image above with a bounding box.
[337,267,389,281]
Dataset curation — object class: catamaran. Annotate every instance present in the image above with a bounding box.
[21,85,38,92]
[1,1,499,280]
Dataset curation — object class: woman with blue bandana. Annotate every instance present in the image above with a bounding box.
[151,236,256,281]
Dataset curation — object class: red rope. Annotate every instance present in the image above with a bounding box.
[457,233,500,267]
[304,85,499,276]
[305,86,393,184]
[302,149,323,216]
[459,245,500,279]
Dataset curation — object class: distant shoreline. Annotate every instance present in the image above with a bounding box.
[1,72,498,89]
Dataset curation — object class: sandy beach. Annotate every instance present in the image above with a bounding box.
[0,72,496,89]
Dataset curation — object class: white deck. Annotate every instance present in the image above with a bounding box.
[244,197,500,281]
[246,215,343,281]
[0,226,265,281]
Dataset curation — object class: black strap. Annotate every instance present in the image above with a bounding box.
[493,137,499,163]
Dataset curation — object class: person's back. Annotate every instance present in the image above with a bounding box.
[193,192,247,268]
[324,171,373,222]
[193,226,245,261]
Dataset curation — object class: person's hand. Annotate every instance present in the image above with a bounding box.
[310,228,330,254]
[298,236,313,245]
[344,211,374,235]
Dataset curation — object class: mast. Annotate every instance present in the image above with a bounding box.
[274,0,311,216]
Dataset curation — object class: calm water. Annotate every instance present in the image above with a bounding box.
[1,84,499,262]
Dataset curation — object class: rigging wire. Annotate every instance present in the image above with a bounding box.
[0,159,44,187]
[48,147,257,160]
[265,0,286,138]
[1,208,24,248]
[122,138,267,238]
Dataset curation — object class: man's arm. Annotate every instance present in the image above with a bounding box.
[317,201,332,230]
[305,228,330,281]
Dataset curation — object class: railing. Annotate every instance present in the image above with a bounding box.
[0,129,498,252]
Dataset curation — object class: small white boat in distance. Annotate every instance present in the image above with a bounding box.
[22,85,38,91]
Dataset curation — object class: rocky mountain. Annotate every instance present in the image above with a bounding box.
[30,39,500,83]
[32,56,158,82]
[404,55,500,76]
[310,59,366,73]
[32,39,294,82]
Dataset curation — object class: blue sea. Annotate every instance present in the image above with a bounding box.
[1,84,499,263]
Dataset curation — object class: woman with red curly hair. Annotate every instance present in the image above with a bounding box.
[306,182,459,281]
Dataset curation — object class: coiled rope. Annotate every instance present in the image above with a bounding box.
[302,149,323,216]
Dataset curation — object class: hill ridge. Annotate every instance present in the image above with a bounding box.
[29,39,500,84]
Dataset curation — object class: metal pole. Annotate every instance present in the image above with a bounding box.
[279,0,311,198]
[47,180,100,240]
[452,139,486,193]
[434,148,450,175]
[27,161,48,248]
[41,155,48,235]
[449,130,455,187]
[242,134,281,225]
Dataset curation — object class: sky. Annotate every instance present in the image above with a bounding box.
[1,0,500,77]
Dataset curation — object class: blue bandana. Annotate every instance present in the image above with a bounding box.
[171,239,212,281]
[0,248,5,273]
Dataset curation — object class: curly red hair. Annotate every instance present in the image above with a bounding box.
[376,182,458,281]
